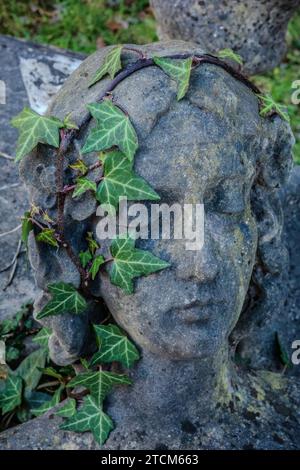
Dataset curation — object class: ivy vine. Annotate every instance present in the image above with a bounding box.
[0,46,290,446]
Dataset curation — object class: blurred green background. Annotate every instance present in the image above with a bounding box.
[0,0,299,163]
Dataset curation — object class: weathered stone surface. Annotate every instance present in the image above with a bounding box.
[1,369,299,450]
[0,36,83,322]
[150,0,300,75]
[10,40,300,449]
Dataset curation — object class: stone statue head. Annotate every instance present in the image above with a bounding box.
[19,41,294,365]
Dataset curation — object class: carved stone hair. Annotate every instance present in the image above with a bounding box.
[231,116,294,369]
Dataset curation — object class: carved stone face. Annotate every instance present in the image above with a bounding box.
[97,103,258,360]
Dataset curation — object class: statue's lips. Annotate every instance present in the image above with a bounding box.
[173,300,224,325]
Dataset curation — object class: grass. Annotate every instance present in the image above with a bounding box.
[253,14,300,164]
[0,0,299,162]
[0,0,157,52]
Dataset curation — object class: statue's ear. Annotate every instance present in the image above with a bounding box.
[258,117,294,190]
[250,117,294,275]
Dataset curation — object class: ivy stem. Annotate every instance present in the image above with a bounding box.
[88,160,102,173]
[123,46,147,59]
[56,129,68,238]
[62,184,76,194]
[29,217,47,232]
[55,129,88,287]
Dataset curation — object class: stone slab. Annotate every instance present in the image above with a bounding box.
[0,35,84,321]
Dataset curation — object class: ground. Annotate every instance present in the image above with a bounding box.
[0,0,299,162]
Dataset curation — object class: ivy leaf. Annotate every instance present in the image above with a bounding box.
[42,211,54,225]
[91,324,140,368]
[72,177,97,199]
[79,249,93,268]
[11,107,64,162]
[108,236,170,294]
[153,56,192,100]
[36,282,87,320]
[86,232,99,255]
[257,94,290,122]
[69,159,88,175]
[55,398,76,418]
[21,211,33,247]
[15,348,48,393]
[26,391,52,410]
[60,395,114,446]
[89,45,123,86]
[5,346,20,364]
[67,370,131,405]
[89,255,105,280]
[275,332,293,369]
[63,113,78,130]
[0,374,22,413]
[36,228,59,248]
[82,101,138,162]
[96,151,160,208]
[218,48,243,66]
[31,385,63,417]
[32,327,52,348]
[39,367,64,382]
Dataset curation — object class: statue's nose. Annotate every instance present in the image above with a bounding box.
[175,235,219,283]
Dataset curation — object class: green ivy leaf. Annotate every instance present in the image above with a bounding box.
[79,250,93,268]
[11,107,64,162]
[36,282,87,320]
[86,232,99,255]
[89,45,123,86]
[153,56,192,100]
[82,101,138,162]
[32,327,52,348]
[67,370,131,405]
[69,159,88,175]
[15,348,48,393]
[0,374,22,413]
[108,236,170,294]
[89,255,105,280]
[21,211,33,248]
[218,48,243,66]
[91,324,140,368]
[96,151,160,208]
[257,94,290,122]
[31,385,63,417]
[36,228,59,248]
[5,346,20,363]
[63,113,79,130]
[72,177,97,199]
[55,398,76,418]
[60,395,113,446]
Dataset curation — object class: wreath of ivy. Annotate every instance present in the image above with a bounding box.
[0,46,289,446]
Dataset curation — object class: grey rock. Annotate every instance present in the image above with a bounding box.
[11,40,300,449]
[150,0,300,75]
[0,35,84,322]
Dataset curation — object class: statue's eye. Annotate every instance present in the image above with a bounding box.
[205,179,246,215]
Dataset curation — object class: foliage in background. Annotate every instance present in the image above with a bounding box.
[0,0,157,52]
[0,306,139,444]
[0,1,299,162]
[253,14,300,164]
